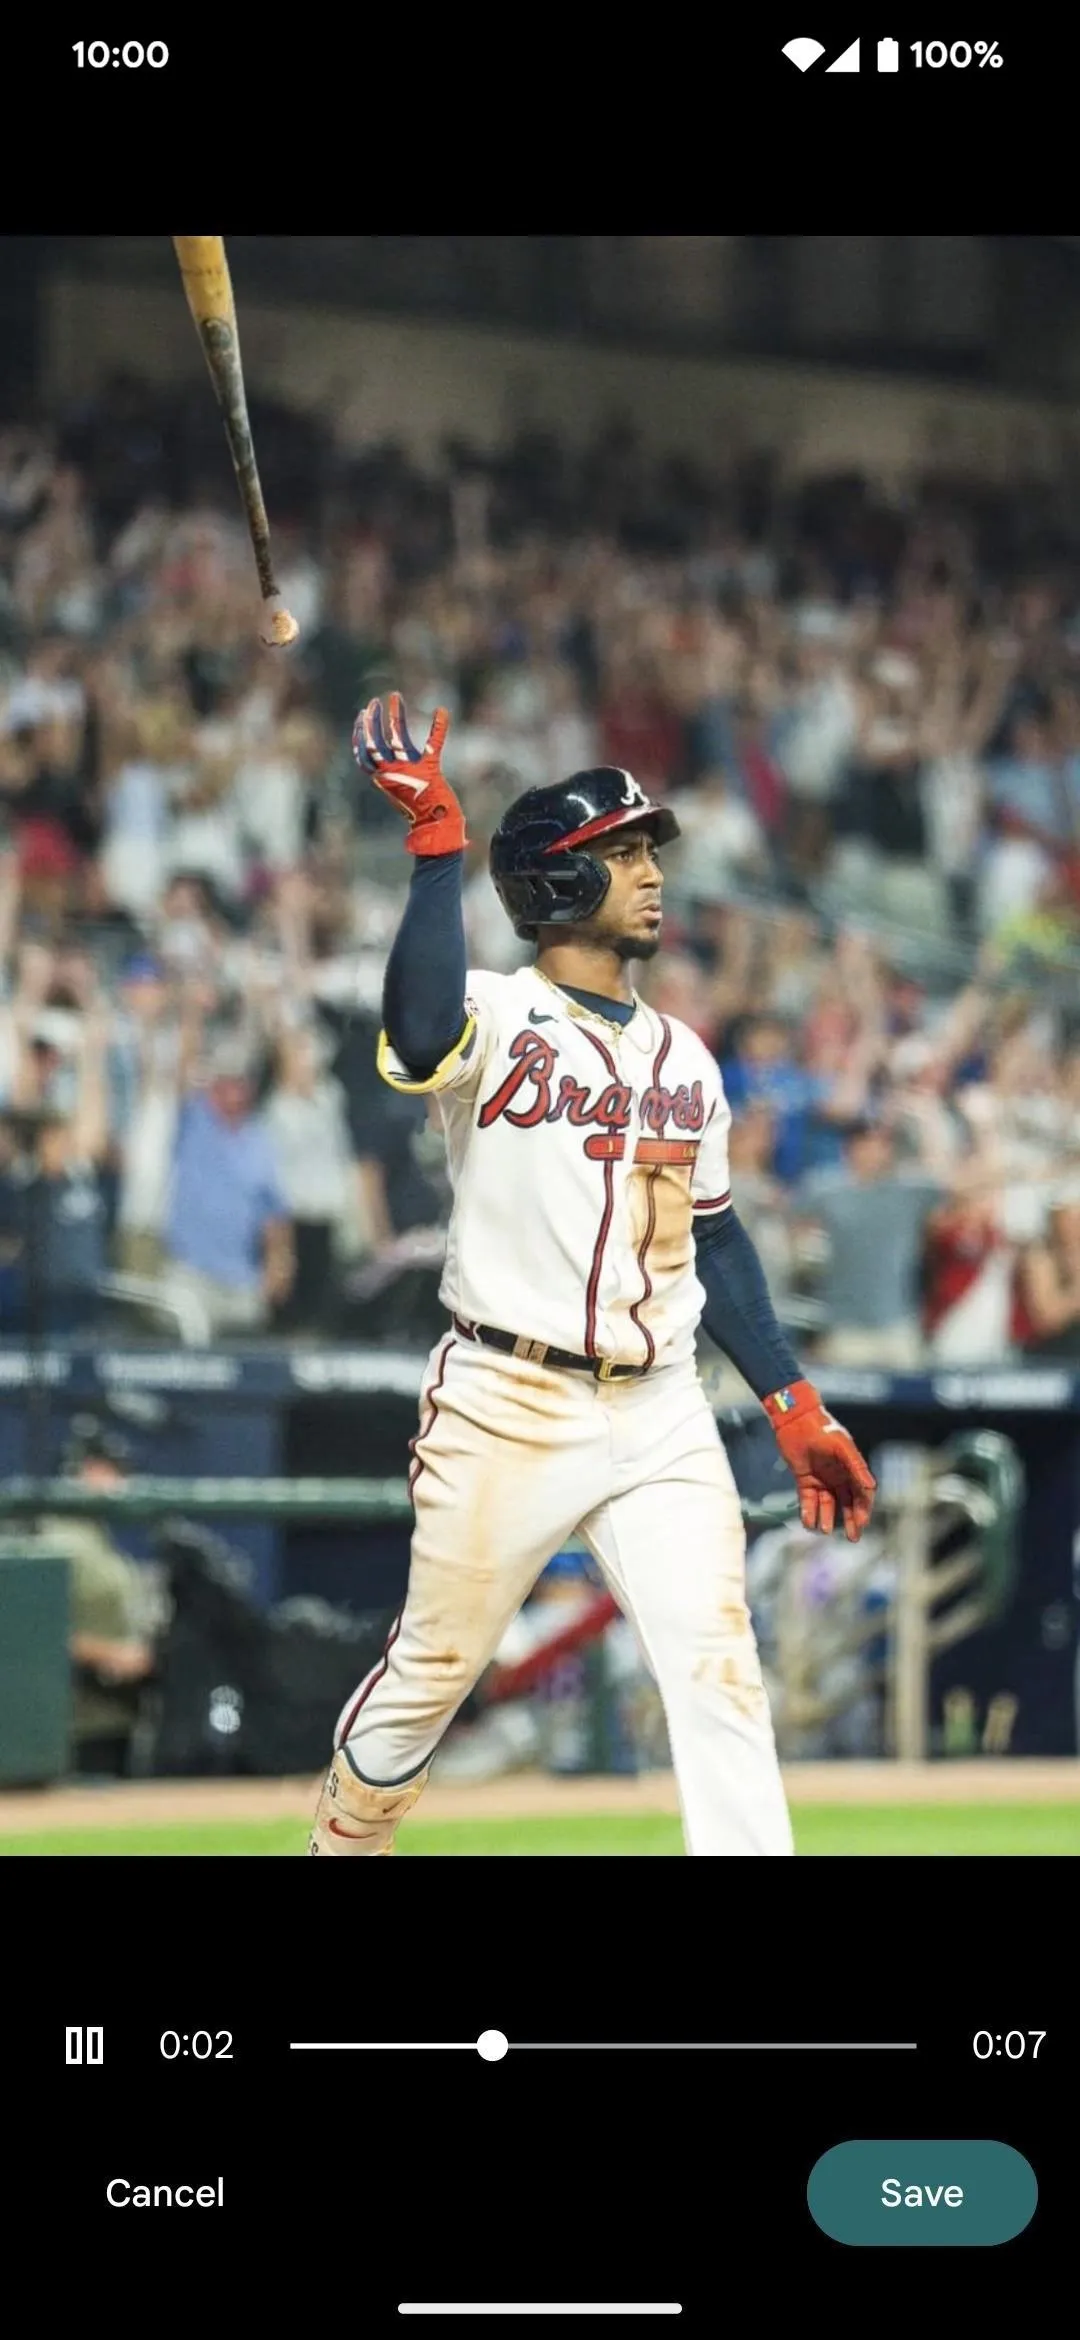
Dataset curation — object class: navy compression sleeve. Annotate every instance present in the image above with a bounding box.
[381,850,469,1078]
[694,1206,804,1401]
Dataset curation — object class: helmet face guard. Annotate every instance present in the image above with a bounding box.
[493,849,612,939]
[490,771,679,940]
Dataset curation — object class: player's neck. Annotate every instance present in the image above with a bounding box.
[535,944,635,1006]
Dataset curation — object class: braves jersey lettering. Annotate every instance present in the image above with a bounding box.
[379,968,733,1368]
[476,1032,557,1128]
[640,1079,705,1134]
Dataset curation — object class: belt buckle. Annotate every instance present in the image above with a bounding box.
[514,1336,549,1364]
[598,1358,628,1382]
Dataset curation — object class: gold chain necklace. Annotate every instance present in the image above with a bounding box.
[534,966,638,1038]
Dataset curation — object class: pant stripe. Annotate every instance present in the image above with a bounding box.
[335,1334,453,1747]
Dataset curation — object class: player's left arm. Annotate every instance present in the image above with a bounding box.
[692,1079,876,1543]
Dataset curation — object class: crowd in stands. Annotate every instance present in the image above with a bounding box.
[4,372,1080,1369]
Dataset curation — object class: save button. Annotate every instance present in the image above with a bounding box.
[808,2141,1037,2246]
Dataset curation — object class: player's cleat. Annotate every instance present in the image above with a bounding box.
[307,1751,430,1855]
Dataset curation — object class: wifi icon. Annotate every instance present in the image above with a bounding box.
[783,36,825,68]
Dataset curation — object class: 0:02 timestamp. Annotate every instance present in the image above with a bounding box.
[72,41,169,66]
[973,2032,1045,2058]
[161,2032,233,2059]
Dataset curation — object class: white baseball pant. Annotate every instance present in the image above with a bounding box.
[332,1331,794,1856]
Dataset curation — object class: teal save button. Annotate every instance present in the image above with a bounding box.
[808,2142,1037,2246]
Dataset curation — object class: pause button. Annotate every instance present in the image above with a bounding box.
[66,2027,104,2064]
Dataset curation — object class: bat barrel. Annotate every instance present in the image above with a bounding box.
[172,236,299,649]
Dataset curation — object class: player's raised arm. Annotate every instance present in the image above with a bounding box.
[352,694,473,1088]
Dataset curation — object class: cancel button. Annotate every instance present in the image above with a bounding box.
[107,2178,225,2208]
[808,2143,1037,2246]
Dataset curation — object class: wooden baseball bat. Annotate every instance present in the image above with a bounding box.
[171,236,298,649]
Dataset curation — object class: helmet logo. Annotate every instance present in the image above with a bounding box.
[617,771,648,809]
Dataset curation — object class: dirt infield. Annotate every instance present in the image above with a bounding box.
[0,1759,1075,1835]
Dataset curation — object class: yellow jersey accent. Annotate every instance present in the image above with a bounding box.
[377,1015,478,1095]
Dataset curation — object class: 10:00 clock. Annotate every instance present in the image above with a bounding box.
[973,2032,1045,2058]
[72,43,169,66]
[160,2033,233,2059]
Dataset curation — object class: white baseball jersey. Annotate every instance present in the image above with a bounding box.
[379,965,732,1369]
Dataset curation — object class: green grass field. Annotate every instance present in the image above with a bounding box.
[0,1804,1075,1856]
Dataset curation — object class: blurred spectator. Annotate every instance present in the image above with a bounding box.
[260,1021,352,1330]
[796,1119,947,1368]
[831,649,947,934]
[97,683,185,921]
[980,701,1079,932]
[0,967,111,1335]
[773,604,859,877]
[328,998,447,1259]
[921,1191,1020,1364]
[163,1026,294,1336]
[720,1012,869,1185]
[1,634,98,925]
[109,950,180,1276]
[883,1034,969,1172]
[665,766,769,898]
[954,1026,1065,1187]
[40,1413,158,1777]
[721,1016,819,1184]
[598,643,686,796]
[725,1104,796,1323]
[919,629,1012,934]
[1014,1189,1080,1361]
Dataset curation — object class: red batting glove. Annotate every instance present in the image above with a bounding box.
[762,1379,877,1543]
[352,693,466,857]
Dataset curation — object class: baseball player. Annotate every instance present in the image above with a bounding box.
[309,696,876,1857]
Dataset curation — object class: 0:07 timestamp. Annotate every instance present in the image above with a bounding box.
[72,41,169,66]
[973,2032,1046,2058]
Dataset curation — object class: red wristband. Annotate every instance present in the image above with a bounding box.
[406,804,468,856]
[761,1378,821,1430]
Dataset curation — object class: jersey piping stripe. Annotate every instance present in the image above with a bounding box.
[628,1169,659,1368]
[693,1191,732,1214]
[406,1331,454,1498]
[627,1017,672,1371]
[579,1028,620,1358]
[334,1610,404,1748]
[335,1334,453,1745]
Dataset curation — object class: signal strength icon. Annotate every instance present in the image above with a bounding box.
[782,35,861,70]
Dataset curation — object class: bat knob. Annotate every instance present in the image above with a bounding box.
[260,593,300,650]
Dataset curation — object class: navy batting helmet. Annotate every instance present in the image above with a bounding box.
[489,767,679,939]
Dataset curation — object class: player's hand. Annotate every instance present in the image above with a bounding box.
[762,1379,877,1542]
[352,693,466,857]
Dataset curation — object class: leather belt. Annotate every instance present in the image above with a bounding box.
[452,1314,648,1382]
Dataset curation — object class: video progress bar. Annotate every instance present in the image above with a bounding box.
[398,2308,682,2318]
[290,2040,918,2053]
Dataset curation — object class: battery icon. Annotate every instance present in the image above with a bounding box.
[877,37,899,68]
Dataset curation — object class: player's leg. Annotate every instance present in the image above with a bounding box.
[309,1336,606,1854]
[578,1368,793,1857]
